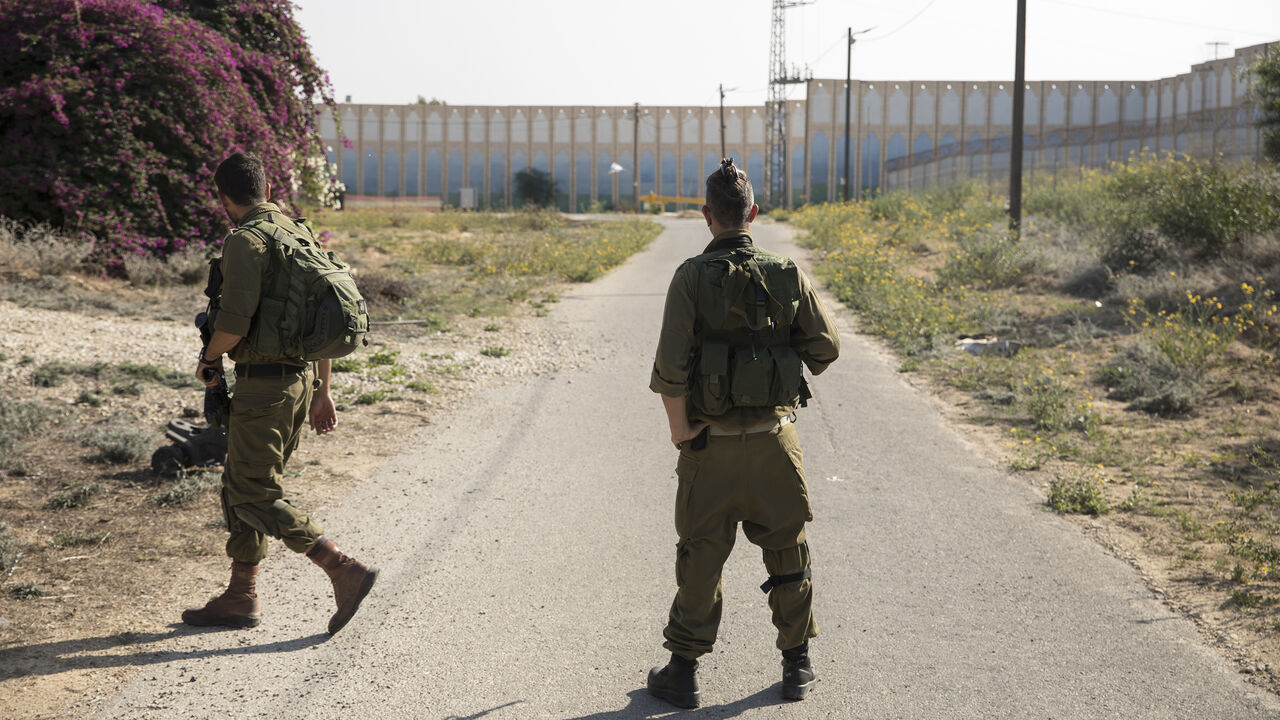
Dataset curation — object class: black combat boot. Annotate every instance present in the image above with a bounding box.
[647,653,700,708]
[781,641,815,700]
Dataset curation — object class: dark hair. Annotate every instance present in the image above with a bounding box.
[705,157,754,227]
[214,153,269,206]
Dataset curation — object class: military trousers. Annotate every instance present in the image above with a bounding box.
[221,365,323,563]
[663,421,818,660]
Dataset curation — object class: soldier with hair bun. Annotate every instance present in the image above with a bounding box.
[647,158,840,707]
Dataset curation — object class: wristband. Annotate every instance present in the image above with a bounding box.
[198,349,222,365]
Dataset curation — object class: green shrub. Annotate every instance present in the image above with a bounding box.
[148,471,219,507]
[124,246,209,286]
[0,218,94,276]
[937,227,1028,289]
[31,361,74,387]
[88,424,152,464]
[1099,157,1280,263]
[404,380,438,393]
[1048,477,1110,515]
[1021,375,1098,434]
[357,271,416,315]
[1095,339,1201,413]
[75,390,104,407]
[45,483,103,509]
[112,381,143,397]
[50,532,106,548]
[0,521,19,572]
[332,357,362,373]
[355,390,389,405]
[481,346,510,358]
[114,362,199,389]
[10,582,51,600]
[367,349,401,366]
[1099,227,1175,272]
[0,400,55,469]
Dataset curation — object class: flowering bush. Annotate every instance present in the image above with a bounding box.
[0,0,339,268]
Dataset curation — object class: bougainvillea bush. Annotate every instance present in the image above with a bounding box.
[0,0,338,268]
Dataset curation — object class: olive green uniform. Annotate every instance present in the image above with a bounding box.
[213,203,323,563]
[650,229,840,659]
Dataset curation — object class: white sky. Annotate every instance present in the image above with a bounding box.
[295,0,1280,108]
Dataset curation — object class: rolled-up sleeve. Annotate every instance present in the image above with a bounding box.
[212,231,267,337]
[791,269,840,375]
[649,264,698,397]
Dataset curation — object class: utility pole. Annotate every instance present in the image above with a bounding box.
[633,102,640,213]
[718,84,733,159]
[1009,0,1026,237]
[767,0,813,209]
[842,27,873,202]
[1206,41,1228,60]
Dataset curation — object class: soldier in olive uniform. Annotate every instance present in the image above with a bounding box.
[647,159,840,707]
[182,153,377,635]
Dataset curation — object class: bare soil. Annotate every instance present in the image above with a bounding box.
[0,273,576,719]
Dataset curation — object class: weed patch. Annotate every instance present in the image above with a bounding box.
[45,482,103,510]
[355,390,390,405]
[10,582,51,599]
[0,521,19,572]
[1048,477,1110,516]
[148,471,220,507]
[50,532,108,548]
[0,400,56,468]
[88,423,152,464]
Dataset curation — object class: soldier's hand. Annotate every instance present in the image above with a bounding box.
[671,421,710,450]
[195,358,223,388]
[309,391,338,435]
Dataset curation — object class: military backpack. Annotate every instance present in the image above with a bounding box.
[238,214,369,361]
[689,246,809,416]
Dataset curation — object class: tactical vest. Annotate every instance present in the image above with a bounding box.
[689,246,809,416]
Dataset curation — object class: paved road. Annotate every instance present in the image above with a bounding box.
[97,219,1280,719]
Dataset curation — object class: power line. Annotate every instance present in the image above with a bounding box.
[1041,0,1279,38]
[863,0,943,42]
[805,35,848,68]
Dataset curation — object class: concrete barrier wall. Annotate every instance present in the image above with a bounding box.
[318,42,1274,209]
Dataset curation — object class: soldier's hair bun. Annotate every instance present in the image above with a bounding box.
[719,157,740,183]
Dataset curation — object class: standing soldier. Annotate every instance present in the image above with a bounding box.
[647,159,840,707]
[182,153,377,634]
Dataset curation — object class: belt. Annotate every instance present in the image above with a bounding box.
[707,413,793,437]
[235,363,307,379]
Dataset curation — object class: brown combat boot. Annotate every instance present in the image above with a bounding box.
[307,537,378,635]
[181,561,261,628]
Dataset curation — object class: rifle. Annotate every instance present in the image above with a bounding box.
[195,310,231,429]
[196,257,231,428]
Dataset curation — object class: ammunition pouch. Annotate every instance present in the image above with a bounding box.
[692,343,803,416]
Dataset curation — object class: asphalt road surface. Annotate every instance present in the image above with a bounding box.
[96,219,1280,719]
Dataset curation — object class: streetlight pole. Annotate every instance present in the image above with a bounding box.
[843,27,873,202]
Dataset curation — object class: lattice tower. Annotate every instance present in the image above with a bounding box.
[766,0,812,208]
